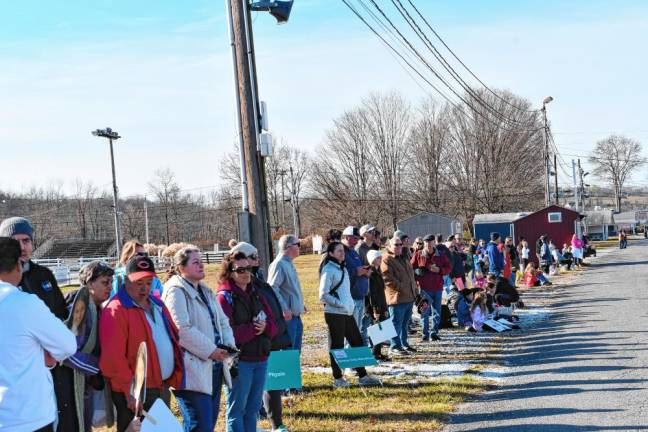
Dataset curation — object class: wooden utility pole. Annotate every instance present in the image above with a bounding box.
[227,0,272,267]
[554,154,559,205]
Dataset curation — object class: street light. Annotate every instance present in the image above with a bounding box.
[92,127,122,259]
[542,96,554,206]
[250,1,294,24]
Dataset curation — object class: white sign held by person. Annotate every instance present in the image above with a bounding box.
[367,318,397,345]
[142,399,182,432]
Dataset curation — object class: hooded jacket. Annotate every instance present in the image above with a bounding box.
[319,259,354,315]
[486,241,504,275]
[411,249,451,292]
[162,275,235,395]
[216,280,277,362]
[380,251,418,306]
[99,289,184,395]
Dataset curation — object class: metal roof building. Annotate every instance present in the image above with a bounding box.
[396,212,463,240]
[472,212,529,241]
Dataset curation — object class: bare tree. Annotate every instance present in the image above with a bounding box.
[71,179,97,239]
[148,168,181,244]
[589,135,646,211]
[285,147,310,237]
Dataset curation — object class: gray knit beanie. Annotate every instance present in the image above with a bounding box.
[0,217,34,240]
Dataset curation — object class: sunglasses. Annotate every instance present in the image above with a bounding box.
[232,266,252,274]
[290,242,301,248]
[136,251,149,257]
[247,254,258,261]
[393,243,403,247]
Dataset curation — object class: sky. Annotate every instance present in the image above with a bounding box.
[2,0,648,197]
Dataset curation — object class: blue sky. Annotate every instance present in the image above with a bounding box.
[2,0,648,196]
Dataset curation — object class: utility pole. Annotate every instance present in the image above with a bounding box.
[289,165,300,238]
[572,159,579,211]
[578,159,585,211]
[92,127,122,259]
[554,154,559,205]
[226,0,272,267]
[279,169,287,230]
[542,96,553,207]
[144,197,150,245]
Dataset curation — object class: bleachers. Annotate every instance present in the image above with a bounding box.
[35,238,116,260]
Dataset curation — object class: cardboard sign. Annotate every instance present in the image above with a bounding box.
[483,319,511,333]
[330,347,378,369]
[366,318,397,345]
[141,399,182,432]
[264,350,302,391]
[497,318,515,327]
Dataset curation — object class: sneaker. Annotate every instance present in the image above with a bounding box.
[273,426,290,432]
[388,347,409,356]
[431,334,441,341]
[404,345,417,353]
[358,375,381,386]
[333,378,350,388]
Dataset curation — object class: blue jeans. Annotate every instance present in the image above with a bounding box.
[508,272,517,287]
[174,362,224,432]
[388,302,414,349]
[420,290,443,338]
[225,360,268,432]
[285,316,303,351]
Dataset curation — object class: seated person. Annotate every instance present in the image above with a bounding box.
[523,263,552,287]
[469,292,487,332]
[485,274,520,306]
[552,245,573,270]
[455,288,477,331]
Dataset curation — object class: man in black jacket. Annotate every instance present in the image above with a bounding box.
[0,216,71,431]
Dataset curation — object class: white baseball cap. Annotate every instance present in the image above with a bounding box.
[342,226,357,237]
[359,224,376,236]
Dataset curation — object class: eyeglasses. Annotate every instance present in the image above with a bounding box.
[290,242,301,248]
[232,266,252,274]
[247,254,258,261]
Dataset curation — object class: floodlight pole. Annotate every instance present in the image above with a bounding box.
[92,128,122,259]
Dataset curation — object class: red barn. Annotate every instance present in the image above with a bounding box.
[512,205,584,262]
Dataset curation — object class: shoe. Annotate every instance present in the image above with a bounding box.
[358,375,381,386]
[404,345,417,353]
[273,426,290,432]
[333,378,350,388]
[431,334,441,341]
[376,354,391,362]
[467,327,477,333]
[421,336,430,342]
[388,347,409,356]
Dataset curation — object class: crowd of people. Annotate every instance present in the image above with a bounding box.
[0,214,596,432]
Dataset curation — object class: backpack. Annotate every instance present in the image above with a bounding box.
[329,265,346,299]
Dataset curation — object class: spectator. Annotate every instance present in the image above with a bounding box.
[523,263,552,287]
[111,240,164,299]
[455,288,476,330]
[99,255,184,432]
[394,230,413,259]
[356,224,377,265]
[413,237,424,252]
[162,246,236,432]
[487,274,521,307]
[60,261,115,432]
[216,252,277,432]
[381,237,418,356]
[550,241,573,271]
[411,234,451,342]
[0,237,77,432]
[486,233,505,277]
[0,216,71,429]
[434,234,453,291]
[341,226,371,343]
[234,242,293,432]
[470,292,488,332]
[518,239,530,273]
[319,242,379,387]
[268,235,306,353]
[538,236,553,274]
[365,250,390,360]
[449,241,468,289]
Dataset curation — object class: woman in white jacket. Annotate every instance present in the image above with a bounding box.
[319,242,379,388]
[162,246,236,432]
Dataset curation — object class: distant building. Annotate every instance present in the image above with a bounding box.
[583,209,615,240]
[615,211,639,234]
[396,212,462,240]
[472,212,529,242]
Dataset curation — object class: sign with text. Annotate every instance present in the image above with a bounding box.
[367,318,397,345]
[330,347,378,369]
[264,350,302,391]
[484,319,511,333]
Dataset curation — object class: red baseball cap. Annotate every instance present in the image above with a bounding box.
[126,256,157,281]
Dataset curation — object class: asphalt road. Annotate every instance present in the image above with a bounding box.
[444,241,648,431]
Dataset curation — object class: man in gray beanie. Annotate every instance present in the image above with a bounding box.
[0,216,72,431]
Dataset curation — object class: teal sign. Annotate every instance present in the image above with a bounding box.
[330,347,378,369]
[264,350,302,391]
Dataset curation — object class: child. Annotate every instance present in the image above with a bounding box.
[455,288,476,331]
[473,271,487,289]
[524,263,552,287]
[470,292,488,332]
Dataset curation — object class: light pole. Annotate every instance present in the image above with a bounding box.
[92,127,122,259]
[542,96,553,207]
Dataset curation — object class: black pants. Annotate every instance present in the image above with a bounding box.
[112,389,161,432]
[263,390,283,429]
[324,313,368,379]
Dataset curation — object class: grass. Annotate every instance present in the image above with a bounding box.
[83,253,490,431]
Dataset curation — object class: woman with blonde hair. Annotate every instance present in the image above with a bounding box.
[162,246,236,431]
[110,240,163,298]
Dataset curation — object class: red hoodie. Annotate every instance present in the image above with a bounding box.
[411,249,451,292]
[217,280,277,362]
